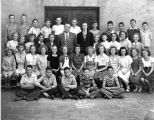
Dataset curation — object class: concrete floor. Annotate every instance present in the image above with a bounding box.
[1,89,154,120]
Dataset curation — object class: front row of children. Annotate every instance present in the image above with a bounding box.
[15,65,125,101]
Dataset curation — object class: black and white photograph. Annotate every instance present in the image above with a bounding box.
[1,0,154,120]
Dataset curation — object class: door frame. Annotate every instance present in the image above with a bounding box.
[44,6,100,26]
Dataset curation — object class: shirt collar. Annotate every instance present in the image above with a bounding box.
[129,27,138,30]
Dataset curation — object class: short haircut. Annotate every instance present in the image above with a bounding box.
[119,22,124,26]
[46,66,52,71]
[64,67,70,71]
[48,33,55,38]
[21,13,27,17]
[45,18,50,22]
[75,44,81,48]
[119,31,128,38]
[32,19,38,23]
[107,21,113,25]
[119,47,128,56]
[107,66,113,70]
[109,46,118,55]
[9,14,15,18]
[83,67,90,72]
[72,17,77,21]
[26,65,33,69]
[130,19,136,23]
[141,48,151,57]
[28,33,36,39]
[92,20,98,24]
[142,22,148,26]
[17,44,25,50]
[37,33,44,39]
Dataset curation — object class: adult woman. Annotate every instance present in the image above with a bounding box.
[141,49,154,93]
[118,47,133,92]
[25,45,39,76]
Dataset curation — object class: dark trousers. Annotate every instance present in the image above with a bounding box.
[45,88,59,96]
[16,87,41,101]
[94,78,103,89]
[58,84,78,97]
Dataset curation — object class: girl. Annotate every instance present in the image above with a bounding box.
[47,45,60,83]
[45,33,57,54]
[37,45,48,76]
[41,18,52,43]
[93,34,101,55]
[141,49,154,94]
[84,46,97,77]
[90,20,100,36]
[119,31,131,52]
[6,32,18,53]
[131,33,144,56]
[2,49,16,88]
[59,46,71,76]
[71,44,84,77]
[18,34,26,45]
[28,19,40,37]
[35,34,45,53]
[25,45,39,76]
[109,46,120,76]
[25,34,35,53]
[100,32,110,54]
[14,44,26,86]
[129,48,143,92]
[118,47,133,92]
[109,32,121,50]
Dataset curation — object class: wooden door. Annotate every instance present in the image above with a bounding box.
[45,7,99,29]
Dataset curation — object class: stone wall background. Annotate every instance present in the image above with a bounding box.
[1,0,154,55]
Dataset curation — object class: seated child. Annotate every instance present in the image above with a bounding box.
[78,68,99,99]
[99,66,125,99]
[37,67,58,99]
[2,49,16,88]
[25,34,35,53]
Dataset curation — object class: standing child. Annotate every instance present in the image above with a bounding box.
[106,21,115,42]
[28,19,40,37]
[100,32,110,54]
[90,20,100,36]
[141,22,152,50]
[5,14,18,43]
[99,66,125,99]
[129,48,143,92]
[59,46,71,76]
[2,49,16,88]
[93,34,101,55]
[52,17,64,36]
[41,18,52,43]
[127,19,140,43]
[84,46,97,77]
[6,33,18,53]
[131,33,144,56]
[78,68,99,99]
[117,22,125,36]
[70,18,81,35]
[25,34,35,53]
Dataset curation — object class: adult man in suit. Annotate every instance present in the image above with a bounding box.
[57,23,77,55]
[77,23,94,55]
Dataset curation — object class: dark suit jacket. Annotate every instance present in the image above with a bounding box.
[77,31,94,55]
[45,41,58,55]
[57,32,77,54]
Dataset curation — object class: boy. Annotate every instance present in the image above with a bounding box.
[41,18,52,43]
[70,18,81,35]
[37,67,58,99]
[28,19,40,37]
[106,21,114,41]
[127,19,140,42]
[59,67,78,100]
[78,68,99,99]
[141,22,152,50]
[5,14,18,43]
[52,17,64,36]
[18,14,30,36]
[99,66,125,99]
[117,22,125,36]
[15,65,42,101]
